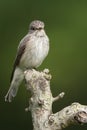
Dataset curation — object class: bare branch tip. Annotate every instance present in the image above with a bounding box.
[59,92,65,98]
[52,92,65,102]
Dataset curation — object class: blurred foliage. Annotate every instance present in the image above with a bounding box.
[0,0,87,130]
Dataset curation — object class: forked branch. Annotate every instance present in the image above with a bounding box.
[24,69,87,130]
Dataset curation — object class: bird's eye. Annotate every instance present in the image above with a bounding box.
[31,27,36,30]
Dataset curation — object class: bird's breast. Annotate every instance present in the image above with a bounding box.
[20,36,49,69]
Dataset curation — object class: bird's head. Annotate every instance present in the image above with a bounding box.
[29,20,45,33]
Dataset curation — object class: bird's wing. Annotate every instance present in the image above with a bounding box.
[10,34,30,82]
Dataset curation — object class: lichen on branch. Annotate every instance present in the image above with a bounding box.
[24,69,87,130]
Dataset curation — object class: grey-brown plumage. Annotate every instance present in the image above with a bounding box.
[5,20,49,102]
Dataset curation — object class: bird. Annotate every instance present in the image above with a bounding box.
[5,20,49,102]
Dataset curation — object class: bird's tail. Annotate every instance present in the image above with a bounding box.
[5,67,24,102]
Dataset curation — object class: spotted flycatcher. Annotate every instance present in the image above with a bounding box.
[5,20,49,102]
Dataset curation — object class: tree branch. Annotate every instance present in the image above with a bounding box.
[24,69,87,130]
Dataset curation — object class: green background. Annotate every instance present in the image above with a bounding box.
[1,0,87,130]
